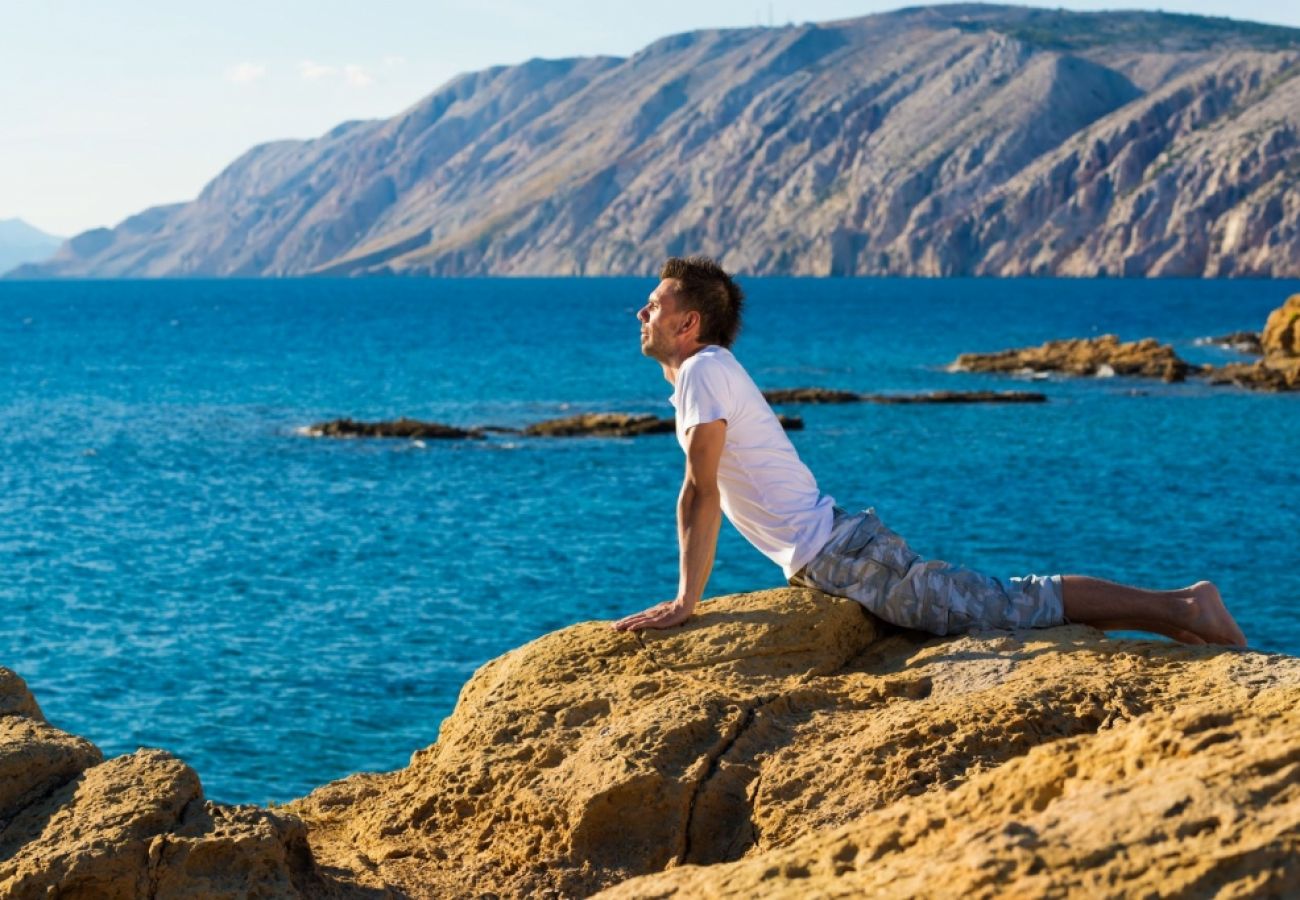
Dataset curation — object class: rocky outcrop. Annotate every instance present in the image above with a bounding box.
[304,417,484,439]
[5,589,1299,897]
[951,334,1191,381]
[0,671,321,898]
[289,589,1299,898]
[523,412,677,437]
[14,6,1300,279]
[866,389,1047,403]
[762,388,864,404]
[1262,293,1300,356]
[764,388,1048,403]
[1205,357,1300,390]
[523,412,802,436]
[1203,294,1300,389]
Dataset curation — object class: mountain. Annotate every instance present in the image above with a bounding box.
[13,4,1300,278]
[0,219,65,274]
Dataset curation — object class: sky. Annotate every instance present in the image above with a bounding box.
[4,0,1299,237]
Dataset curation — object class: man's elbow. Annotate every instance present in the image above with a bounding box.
[688,479,721,511]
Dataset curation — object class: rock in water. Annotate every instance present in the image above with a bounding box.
[764,389,1048,404]
[305,418,483,439]
[1204,296,1300,391]
[524,412,802,436]
[865,390,1047,404]
[952,335,1191,382]
[1198,330,1263,354]
[523,412,676,437]
[763,388,865,404]
[1261,294,1300,358]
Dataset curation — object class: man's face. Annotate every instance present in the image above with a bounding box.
[637,279,686,362]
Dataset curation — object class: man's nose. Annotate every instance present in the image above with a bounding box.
[637,306,649,322]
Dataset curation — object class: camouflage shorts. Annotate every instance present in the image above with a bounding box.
[789,508,1064,636]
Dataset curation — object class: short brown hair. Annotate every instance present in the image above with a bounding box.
[659,256,744,348]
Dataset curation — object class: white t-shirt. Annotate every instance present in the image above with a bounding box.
[670,345,835,578]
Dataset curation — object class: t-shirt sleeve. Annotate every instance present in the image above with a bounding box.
[676,357,731,433]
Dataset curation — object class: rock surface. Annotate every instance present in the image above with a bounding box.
[13,6,1300,279]
[1205,357,1300,391]
[304,418,484,440]
[5,590,1300,897]
[951,334,1191,381]
[0,671,322,898]
[1262,293,1300,357]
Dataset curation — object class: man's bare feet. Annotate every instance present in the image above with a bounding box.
[1183,581,1248,647]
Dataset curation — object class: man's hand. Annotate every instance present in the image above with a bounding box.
[611,598,696,632]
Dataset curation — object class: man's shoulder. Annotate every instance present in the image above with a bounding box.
[682,346,742,382]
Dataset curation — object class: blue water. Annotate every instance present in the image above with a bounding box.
[3,277,1298,805]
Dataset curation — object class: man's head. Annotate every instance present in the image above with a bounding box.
[637,257,744,363]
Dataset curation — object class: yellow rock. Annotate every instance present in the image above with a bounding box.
[1261,294,1300,358]
[5,588,1300,898]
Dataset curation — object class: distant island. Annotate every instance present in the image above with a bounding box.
[0,219,63,274]
[12,3,1300,279]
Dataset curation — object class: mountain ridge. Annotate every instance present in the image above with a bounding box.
[13,4,1300,279]
[0,218,64,274]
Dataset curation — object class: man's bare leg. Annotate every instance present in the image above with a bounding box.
[1061,576,1247,647]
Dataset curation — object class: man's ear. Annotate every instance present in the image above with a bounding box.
[680,309,700,336]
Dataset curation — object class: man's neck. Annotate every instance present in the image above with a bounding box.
[661,342,711,385]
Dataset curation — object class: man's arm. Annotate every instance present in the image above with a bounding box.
[612,418,725,631]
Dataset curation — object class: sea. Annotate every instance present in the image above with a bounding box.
[2,276,1298,805]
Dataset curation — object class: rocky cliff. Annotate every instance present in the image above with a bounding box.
[4,588,1298,897]
[13,4,1300,279]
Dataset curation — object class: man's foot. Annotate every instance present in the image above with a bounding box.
[1182,581,1247,647]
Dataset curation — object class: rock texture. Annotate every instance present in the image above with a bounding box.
[13,6,1300,279]
[5,590,1300,897]
[951,334,1191,381]
[1262,293,1300,357]
[286,589,1300,898]
[0,670,322,898]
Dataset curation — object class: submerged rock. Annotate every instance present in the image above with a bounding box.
[305,417,483,439]
[1197,330,1263,354]
[952,335,1191,382]
[5,590,1299,898]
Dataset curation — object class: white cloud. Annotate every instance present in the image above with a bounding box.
[225,62,267,84]
[298,60,335,80]
[382,55,407,68]
[344,64,374,87]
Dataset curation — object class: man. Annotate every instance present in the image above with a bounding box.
[612,256,1247,647]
